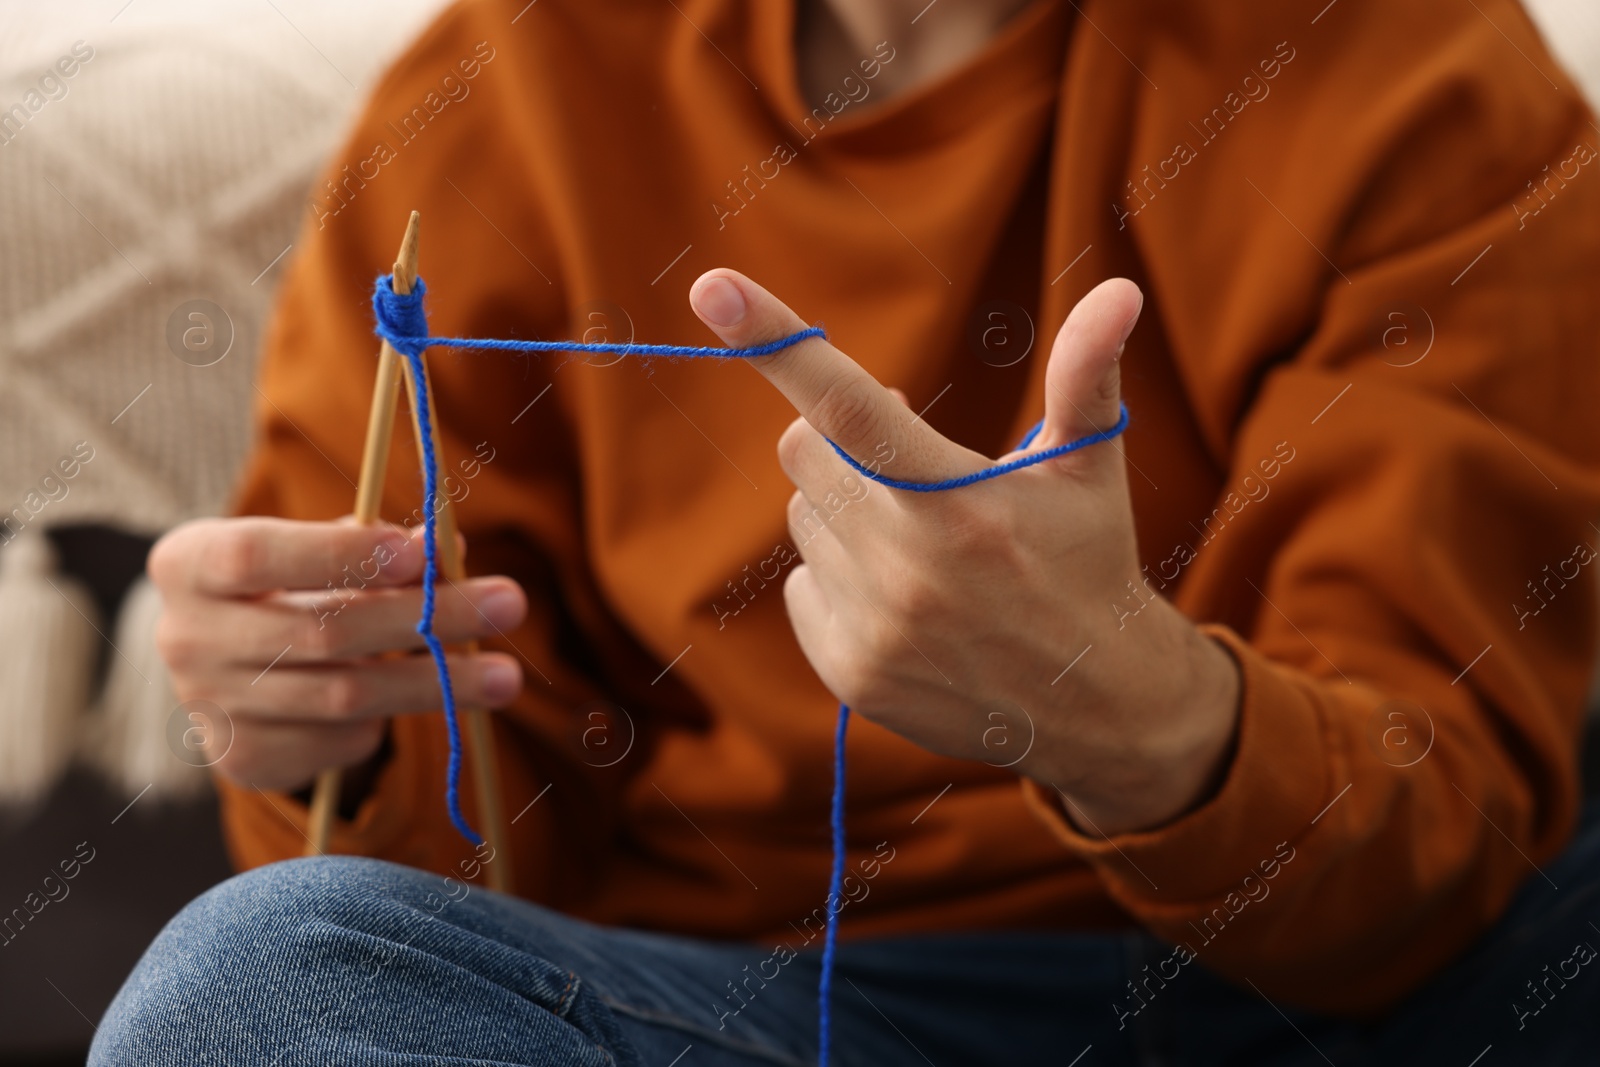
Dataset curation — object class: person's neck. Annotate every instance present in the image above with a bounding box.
[796,0,1037,108]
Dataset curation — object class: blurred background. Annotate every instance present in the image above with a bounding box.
[0,1,1596,1062]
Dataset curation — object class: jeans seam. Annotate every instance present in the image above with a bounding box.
[557,968,579,1019]
[599,997,812,1067]
[556,971,622,1066]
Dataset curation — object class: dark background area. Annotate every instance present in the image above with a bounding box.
[0,526,235,1065]
[0,769,233,1065]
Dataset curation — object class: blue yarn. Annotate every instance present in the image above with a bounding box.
[369,272,1131,1066]
[818,702,849,1064]
[375,276,828,361]
[826,404,1129,492]
[399,337,481,846]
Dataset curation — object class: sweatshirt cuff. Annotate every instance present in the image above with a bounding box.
[1021,623,1332,902]
[217,720,423,871]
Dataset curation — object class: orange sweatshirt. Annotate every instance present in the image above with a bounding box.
[223,0,1600,1014]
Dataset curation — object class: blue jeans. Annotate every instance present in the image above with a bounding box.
[90,803,1600,1066]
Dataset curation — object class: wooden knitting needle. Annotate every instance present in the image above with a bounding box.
[305,211,419,856]
[398,348,514,893]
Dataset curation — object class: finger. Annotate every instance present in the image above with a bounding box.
[156,576,528,670]
[342,517,465,566]
[786,490,854,577]
[776,416,885,510]
[285,575,527,663]
[216,650,524,722]
[781,563,836,685]
[151,517,426,599]
[1035,278,1142,450]
[211,719,386,792]
[689,269,964,481]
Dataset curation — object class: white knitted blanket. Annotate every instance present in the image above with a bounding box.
[0,0,448,804]
[0,0,448,537]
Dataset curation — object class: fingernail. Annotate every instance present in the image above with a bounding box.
[477,586,522,629]
[1117,292,1145,347]
[694,276,747,327]
[481,659,520,704]
[376,530,410,559]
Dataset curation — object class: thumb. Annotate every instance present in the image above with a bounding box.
[1036,278,1142,451]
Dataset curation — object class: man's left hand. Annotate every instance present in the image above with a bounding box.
[689,269,1241,837]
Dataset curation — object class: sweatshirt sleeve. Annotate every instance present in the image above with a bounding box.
[1024,0,1600,1013]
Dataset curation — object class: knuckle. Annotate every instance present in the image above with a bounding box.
[787,494,827,546]
[851,604,902,662]
[775,420,809,477]
[884,577,936,622]
[937,499,1006,553]
[781,564,807,603]
[860,553,937,623]
[815,379,883,453]
[174,674,225,710]
[468,655,520,704]
[321,673,368,719]
[150,518,229,590]
[153,611,200,672]
[830,655,880,711]
[145,525,191,589]
[202,524,264,591]
[448,589,497,641]
[168,673,209,706]
[785,489,809,526]
[329,719,386,766]
[297,612,342,660]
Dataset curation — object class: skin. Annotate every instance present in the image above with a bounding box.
[150,0,1241,835]
[796,0,1039,105]
[687,272,1241,837]
[148,519,527,793]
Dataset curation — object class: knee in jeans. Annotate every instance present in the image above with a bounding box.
[89,857,424,1066]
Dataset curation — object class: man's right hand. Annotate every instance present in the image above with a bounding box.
[148,517,527,793]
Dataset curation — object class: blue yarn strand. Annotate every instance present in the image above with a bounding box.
[374,275,826,361]
[826,404,1130,492]
[400,340,482,847]
[372,274,1128,497]
[369,272,1131,1067]
[817,702,850,1065]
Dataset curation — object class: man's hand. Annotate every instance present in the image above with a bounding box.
[689,269,1241,836]
[148,517,527,793]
